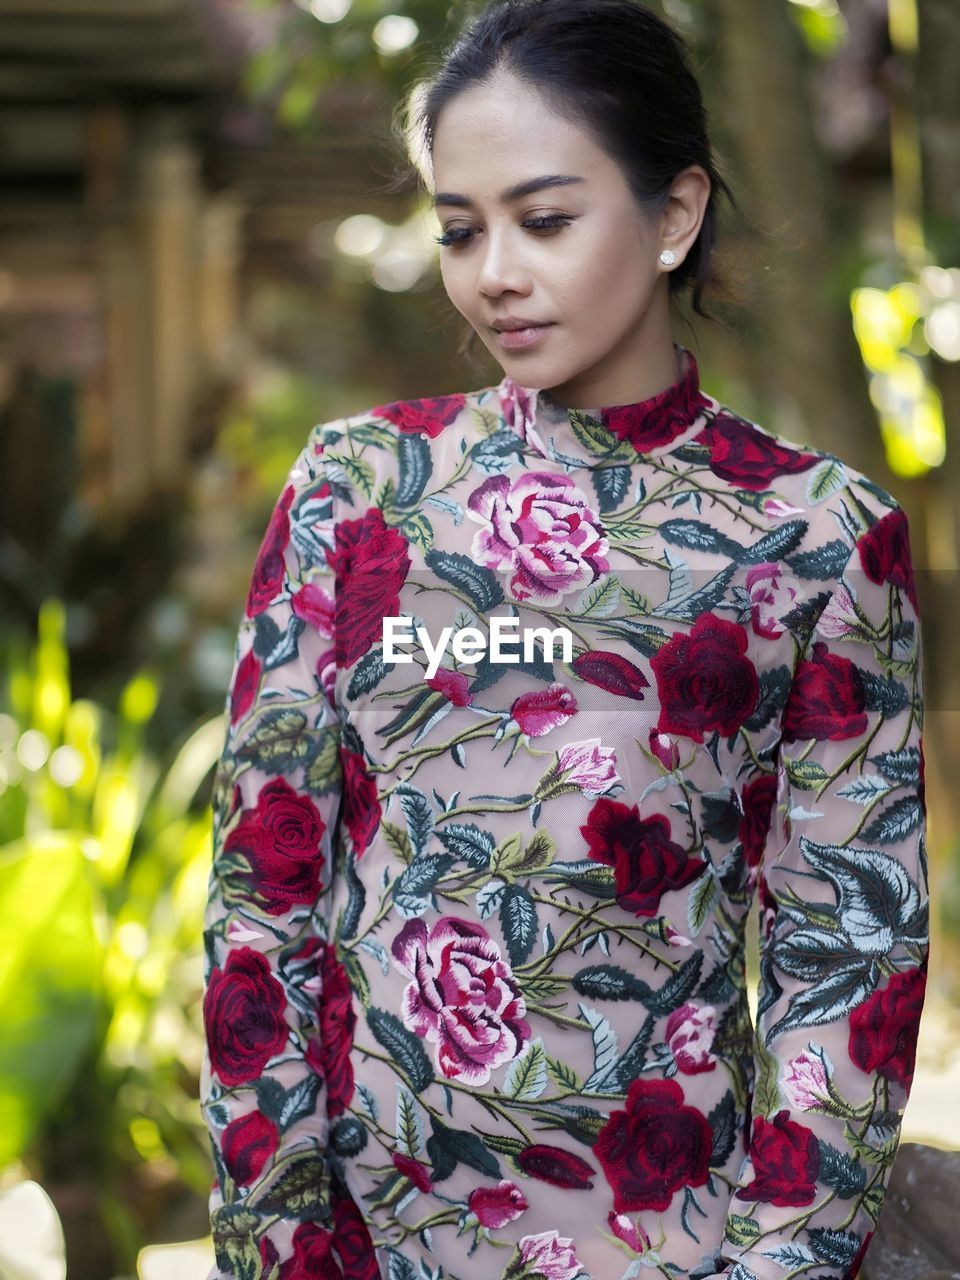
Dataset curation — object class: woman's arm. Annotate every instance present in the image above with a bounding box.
[199,430,347,1279]
[720,499,929,1280]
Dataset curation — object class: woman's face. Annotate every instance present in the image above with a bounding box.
[430,68,706,408]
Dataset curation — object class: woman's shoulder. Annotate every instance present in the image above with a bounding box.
[302,385,493,453]
[696,400,903,517]
[690,401,919,620]
[281,386,496,528]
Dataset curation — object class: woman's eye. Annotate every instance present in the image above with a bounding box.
[434,214,573,247]
[434,226,474,246]
[524,214,574,235]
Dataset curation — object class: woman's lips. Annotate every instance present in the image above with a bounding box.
[495,323,555,351]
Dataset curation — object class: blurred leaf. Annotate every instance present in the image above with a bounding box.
[0,835,101,1166]
[788,2,846,55]
[32,600,70,744]
[279,76,322,129]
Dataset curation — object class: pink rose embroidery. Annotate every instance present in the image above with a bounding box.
[556,738,620,796]
[466,471,609,605]
[762,496,805,519]
[517,1230,583,1280]
[498,377,552,457]
[664,1001,718,1074]
[782,1047,832,1112]
[745,562,800,639]
[390,916,531,1085]
[814,582,859,640]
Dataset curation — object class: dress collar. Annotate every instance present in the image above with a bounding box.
[497,341,714,467]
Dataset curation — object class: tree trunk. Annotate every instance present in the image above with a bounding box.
[914,0,960,998]
[712,0,890,482]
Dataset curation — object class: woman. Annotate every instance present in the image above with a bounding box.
[199,3,929,1279]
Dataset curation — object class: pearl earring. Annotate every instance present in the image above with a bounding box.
[659,248,677,266]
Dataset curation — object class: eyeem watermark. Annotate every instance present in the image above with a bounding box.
[383,616,574,679]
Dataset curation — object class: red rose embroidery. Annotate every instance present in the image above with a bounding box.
[426,667,472,706]
[651,613,759,742]
[330,1182,381,1280]
[372,393,467,439]
[649,729,680,771]
[702,415,818,491]
[516,1143,597,1189]
[736,1109,820,1206]
[392,1151,433,1192]
[781,641,868,742]
[220,1109,279,1187]
[594,1077,713,1212]
[304,940,356,1118]
[572,650,649,700]
[259,1237,281,1275]
[229,648,261,725]
[203,947,289,1087]
[279,1221,343,1280]
[581,799,707,917]
[848,964,927,1090]
[738,773,778,868]
[467,1181,529,1228]
[291,580,335,635]
[224,776,327,915]
[246,483,295,618]
[339,747,381,859]
[856,508,919,613]
[664,1002,718,1075]
[602,348,711,450]
[331,508,411,668]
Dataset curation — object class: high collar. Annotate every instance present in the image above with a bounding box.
[497,342,714,467]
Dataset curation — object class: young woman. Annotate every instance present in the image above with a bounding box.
[199,4,929,1279]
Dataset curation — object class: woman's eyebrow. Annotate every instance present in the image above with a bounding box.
[432,173,585,209]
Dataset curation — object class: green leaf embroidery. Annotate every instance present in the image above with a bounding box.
[367,1007,435,1092]
[503,1036,548,1101]
[250,1149,332,1218]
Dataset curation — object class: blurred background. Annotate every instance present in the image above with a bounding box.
[0,0,957,1277]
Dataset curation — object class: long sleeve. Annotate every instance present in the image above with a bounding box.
[199,427,350,1280]
[719,498,929,1280]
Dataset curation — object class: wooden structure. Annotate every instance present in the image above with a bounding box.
[0,0,408,515]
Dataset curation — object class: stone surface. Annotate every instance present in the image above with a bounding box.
[863,1142,960,1280]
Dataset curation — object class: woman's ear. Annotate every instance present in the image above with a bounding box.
[659,164,712,264]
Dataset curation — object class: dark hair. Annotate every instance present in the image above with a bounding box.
[391,0,747,366]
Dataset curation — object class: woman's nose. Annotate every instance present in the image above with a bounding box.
[476,230,530,296]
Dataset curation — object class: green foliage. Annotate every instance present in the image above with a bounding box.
[0,834,100,1168]
[788,2,847,56]
[240,1,430,137]
[0,599,224,1271]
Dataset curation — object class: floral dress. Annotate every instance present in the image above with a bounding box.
[200,342,929,1280]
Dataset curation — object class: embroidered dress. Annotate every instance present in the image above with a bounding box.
[200,343,928,1280]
